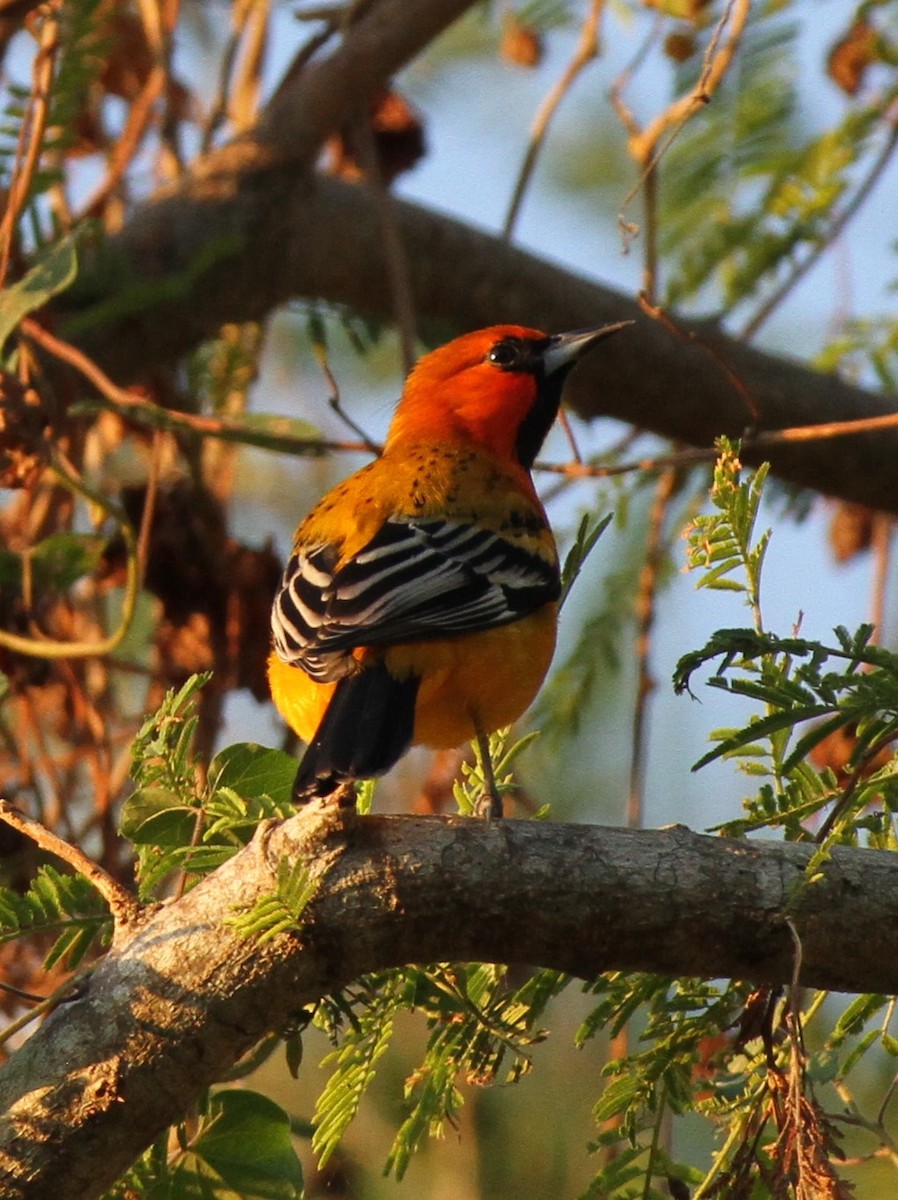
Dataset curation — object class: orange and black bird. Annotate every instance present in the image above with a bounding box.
[269,321,629,813]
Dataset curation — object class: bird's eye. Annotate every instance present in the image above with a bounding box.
[487,339,524,369]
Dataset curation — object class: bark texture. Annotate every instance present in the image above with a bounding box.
[1,810,897,1200]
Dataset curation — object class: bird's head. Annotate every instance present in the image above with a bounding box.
[387,322,630,467]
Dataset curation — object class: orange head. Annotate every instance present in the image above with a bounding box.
[386,322,630,467]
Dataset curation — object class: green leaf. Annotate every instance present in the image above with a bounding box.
[0,863,111,969]
[593,1072,641,1122]
[43,921,104,972]
[206,412,323,455]
[581,1144,646,1196]
[0,549,22,587]
[119,787,198,846]
[229,858,319,942]
[829,993,887,1046]
[284,1032,304,1080]
[208,743,297,808]
[691,705,830,771]
[189,1090,303,1200]
[836,1029,880,1081]
[559,511,613,609]
[881,1033,898,1058]
[31,532,106,590]
[313,979,402,1166]
[130,674,209,795]
[0,236,78,356]
[71,400,326,457]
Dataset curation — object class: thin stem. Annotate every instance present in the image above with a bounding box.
[352,112,418,373]
[78,65,167,221]
[626,0,750,166]
[868,513,892,644]
[0,453,141,660]
[0,799,138,927]
[642,1083,669,1200]
[0,8,60,288]
[24,318,373,456]
[0,980,46,1004]
[474,725,502,820]
[503,0,604,241]
[137,430,165,584]
[0,980,74,1048]
[638,293,761,425]
[615,0,750,247]
[628,466,677,830]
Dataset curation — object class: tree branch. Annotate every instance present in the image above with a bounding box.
[53,0,898,515]
[2,809,898,1200]
[67,173,898,515]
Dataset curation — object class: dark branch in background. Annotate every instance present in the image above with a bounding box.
[2,810,898,1200]
[55,0,898,515]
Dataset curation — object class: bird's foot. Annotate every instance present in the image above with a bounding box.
[292,772,357,810]
[474,787,504,820]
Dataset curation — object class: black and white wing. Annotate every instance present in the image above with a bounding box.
[271,517,560,682]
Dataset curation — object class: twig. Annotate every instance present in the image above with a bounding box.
[832,1077,898,1163]
[615,0,750,248]
[638,293,761,424]
[28,306,898,486]
[0,799,139,927]
[785,916,803,1018]
[0,980,46,1004]
[137,430,165,585]
[153,0,186,177]
[200,20,245,151]
[556,408,583,464]
[626,0,750,165]
[0,983,72,1047]
[23,318,374,457]
[229,0,269,135]
[352,112,418,373]
[312,335,381,453]
[609,15,658,144]
[640,150,660,304]
[751,409,898,445]
[77,65,167,221]
[539,395,898,484]
[503,0,604,241]
[29,306,898,480]
[609,14,662,264]
[628,465,678,830]
[0,446,141,660]
[869,514,893,643]
[0,8,60,288]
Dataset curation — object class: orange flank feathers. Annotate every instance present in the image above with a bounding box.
[269,322,630,813]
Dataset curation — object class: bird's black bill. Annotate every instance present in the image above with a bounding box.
[541,320,634,376]
[514,319,632,468]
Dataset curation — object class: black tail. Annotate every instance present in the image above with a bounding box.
[293,661,420,803]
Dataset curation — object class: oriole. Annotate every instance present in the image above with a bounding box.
[269,321,629,813]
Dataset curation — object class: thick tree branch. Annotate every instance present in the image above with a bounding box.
[2,810,898,1200]
[55,0,898,515]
